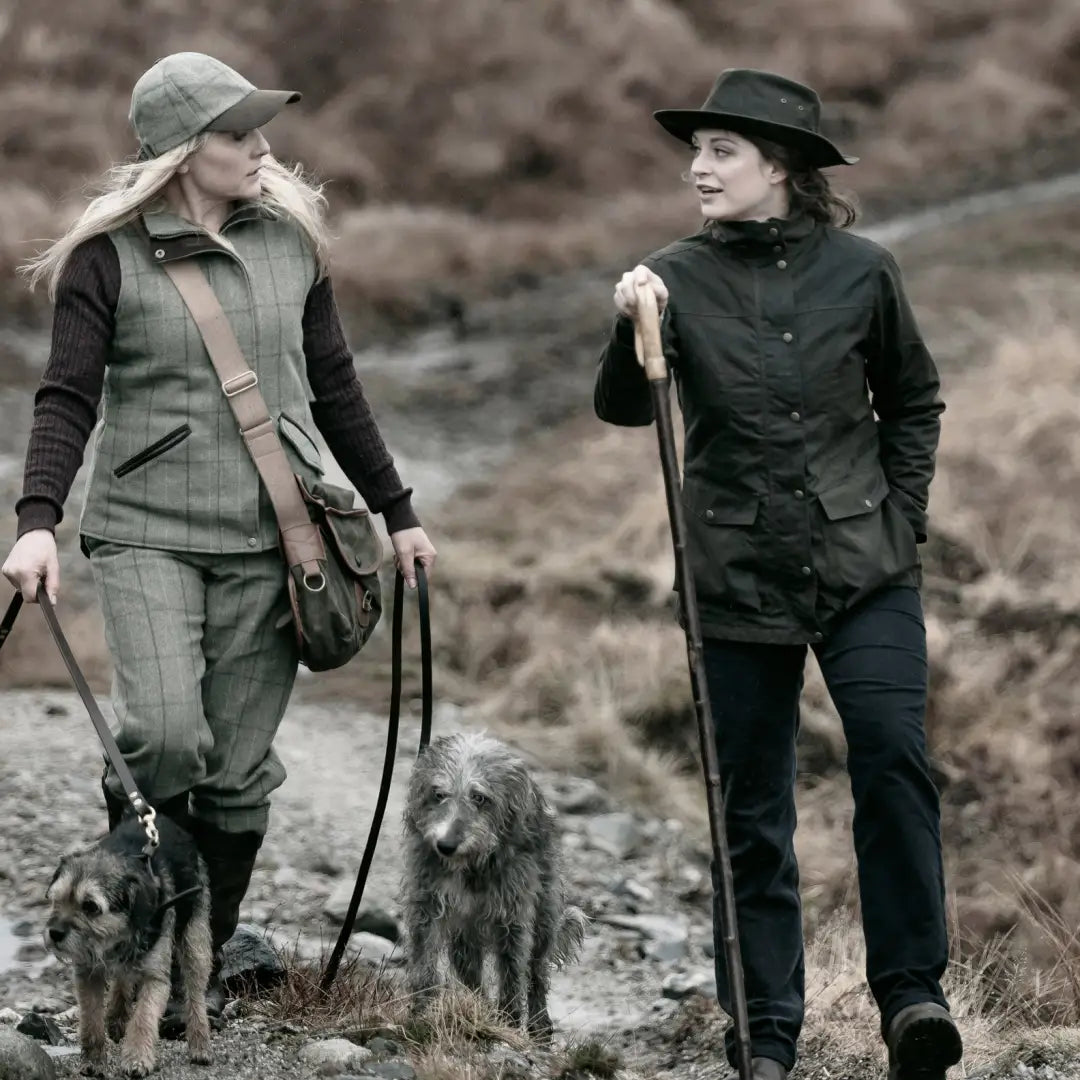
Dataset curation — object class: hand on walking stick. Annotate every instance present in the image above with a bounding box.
[614,265,669,381]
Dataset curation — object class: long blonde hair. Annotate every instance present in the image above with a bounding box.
[21,133,332,299]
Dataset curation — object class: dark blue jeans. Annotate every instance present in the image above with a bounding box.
[703,586,949,1070]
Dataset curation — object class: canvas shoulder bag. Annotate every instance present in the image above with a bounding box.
[161,258,383,671]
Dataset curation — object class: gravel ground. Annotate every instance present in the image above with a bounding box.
[0,687,727,1079]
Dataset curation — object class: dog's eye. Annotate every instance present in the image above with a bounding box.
[432,790,449,803]
[469,791,488,807]
[81,899,102,917]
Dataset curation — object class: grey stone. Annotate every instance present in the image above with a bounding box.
[0,1011,19,1026]
[483,1046,535,1078]
[549,777,611,815]
[347,932,404,966]
[584,813,643,859]
[9,922,34,939]
[26,1003,64,1018]
[323,884,401,942]
[356,1061,417,1080]
[220,924,286,992]
[0,1026,57,1079]
[14,1014,61,1046]
[661,970,717,1000]
[298,1038,373,1075]
[364,1036,402,1058]
[14,944,46,964]
[595,913,689,961]
[645,935,688,963]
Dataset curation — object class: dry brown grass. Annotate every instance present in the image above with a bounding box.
[5,0,1080,329]
[657,894,1080,1077]
[246,939,626,1080]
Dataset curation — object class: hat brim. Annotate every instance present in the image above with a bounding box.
[204,89,301,133]
[652,108,858,168]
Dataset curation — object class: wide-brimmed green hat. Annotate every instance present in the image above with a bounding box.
[653,68,857,168]
[130,51,301,159]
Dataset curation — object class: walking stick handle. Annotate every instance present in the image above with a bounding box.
[631,282,668,382]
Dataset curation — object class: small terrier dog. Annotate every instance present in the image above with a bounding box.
[44,813,213,1077]
[402,732,587,1040]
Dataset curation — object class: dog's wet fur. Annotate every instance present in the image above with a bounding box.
[44,813,212,1077]
[402,732,587,1040]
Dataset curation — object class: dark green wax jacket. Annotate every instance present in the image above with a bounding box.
[594,213,944,644]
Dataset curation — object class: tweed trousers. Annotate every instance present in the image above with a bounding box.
[88,540,299,836]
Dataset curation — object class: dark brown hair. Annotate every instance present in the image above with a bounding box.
[746,134,860,229]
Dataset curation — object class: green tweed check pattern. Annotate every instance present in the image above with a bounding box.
[79,207,321,554]
[91,539,299,836]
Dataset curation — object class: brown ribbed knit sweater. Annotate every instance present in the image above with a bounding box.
[15,234,420,540]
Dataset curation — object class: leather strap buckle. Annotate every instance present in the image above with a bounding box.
[222,370,258,397]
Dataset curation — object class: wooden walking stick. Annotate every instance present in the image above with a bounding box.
[631,280,754,1080]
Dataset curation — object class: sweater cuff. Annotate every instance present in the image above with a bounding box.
[382,493,421,535]
[16,499,60,539]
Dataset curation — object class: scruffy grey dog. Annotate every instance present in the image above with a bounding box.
[402,731,587,1040]
[44,814,213,1077]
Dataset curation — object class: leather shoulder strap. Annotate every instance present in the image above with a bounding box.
[160,258,323,574]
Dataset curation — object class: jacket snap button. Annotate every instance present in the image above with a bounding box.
[705,509,715,520]
[864,498,872,507]
[782,332,793,343]
[769,227,778,237]
[794,489,804,499]
[790,411,801,422]
[247,537,258,547]
[154,249,165,259]
[777,259,788,270]
[801,565,811,576]
[813,631,823,641]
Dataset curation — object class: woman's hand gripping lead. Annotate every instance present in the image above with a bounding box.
[2,528,60,605]
[390,527,438,590]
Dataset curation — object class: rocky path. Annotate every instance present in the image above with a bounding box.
[0,688,728,1079]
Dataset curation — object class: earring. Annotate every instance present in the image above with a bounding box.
[178,164,189,175]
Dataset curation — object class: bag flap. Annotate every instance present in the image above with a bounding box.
[297,477,383,576]
[682,475,760,526]
[817,471,890,521]
[278,413,324,474]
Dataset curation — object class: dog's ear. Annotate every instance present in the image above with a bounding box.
[501,760,543,845]
[120,864,158,919]
[46,854,72,897]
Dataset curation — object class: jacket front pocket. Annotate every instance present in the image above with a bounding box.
[816,470,916,595]
[681,477,763,612]
[113,423,191,478]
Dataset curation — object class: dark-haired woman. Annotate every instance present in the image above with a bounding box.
[594,69,961,1080]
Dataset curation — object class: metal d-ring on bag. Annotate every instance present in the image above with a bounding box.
[161,258,383,673]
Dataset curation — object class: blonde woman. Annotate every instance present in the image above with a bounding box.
[2,52,436,1023]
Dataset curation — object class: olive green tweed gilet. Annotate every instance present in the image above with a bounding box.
[80,206,326,554]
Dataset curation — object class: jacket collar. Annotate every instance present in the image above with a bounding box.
[708,212,817,252]
[140,202,269,262]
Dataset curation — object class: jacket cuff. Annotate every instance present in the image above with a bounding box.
[16,499,60,539]
[889,487,928,543]
[382,493,421,535]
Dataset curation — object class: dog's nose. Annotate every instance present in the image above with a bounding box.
[436,839,459,857]
[47,925,67,945]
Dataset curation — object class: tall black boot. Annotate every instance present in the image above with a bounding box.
[189,821,264,1018]
[157,818,262,1037]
